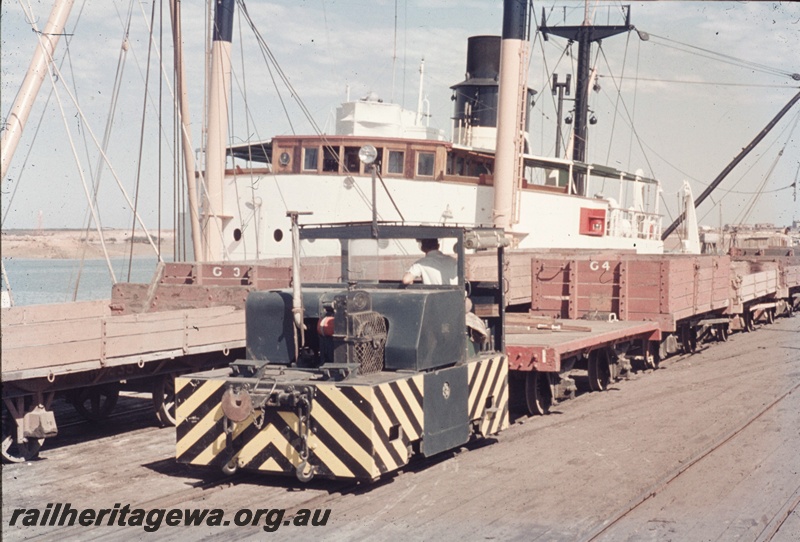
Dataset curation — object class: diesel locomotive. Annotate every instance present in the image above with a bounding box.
[175,222,510,482]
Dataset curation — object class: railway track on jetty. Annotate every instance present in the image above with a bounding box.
[2,314,798,541]
[584,379,800,541]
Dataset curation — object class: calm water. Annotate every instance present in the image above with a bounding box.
[2,257,169,306]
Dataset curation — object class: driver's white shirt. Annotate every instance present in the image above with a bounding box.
[407,250,458,285]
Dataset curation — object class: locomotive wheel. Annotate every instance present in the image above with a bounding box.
[1,402,43,463]
[524,371,553,416]
[152,374,177,427]
[71,385,120,422]
[716,323,729,342]
[588,349,611,392]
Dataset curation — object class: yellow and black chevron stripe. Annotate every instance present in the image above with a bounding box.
[467,355,509,436]
[175,378,228,467]
[175,373,425,480]
[176,377,308,473]
[176,356,507,481]
[312,374,424,478]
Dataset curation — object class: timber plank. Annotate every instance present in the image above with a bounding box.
[2,318,103,349]
[105,330,185,358]
[1,300,109,326]
[2,340,102,373]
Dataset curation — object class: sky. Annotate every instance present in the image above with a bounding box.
[1,0,799,232]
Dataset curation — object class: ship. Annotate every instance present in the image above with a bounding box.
[205,3,667,261]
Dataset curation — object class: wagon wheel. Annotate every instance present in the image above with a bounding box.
[645,341,660,370]
[716,323,729,342]
[524,370,553,416]
[588,349,611,392]
[71,384,120,422]
[2,401,43,463]
[680,326,698,353]
[766,308,775,324]
[743,311,755,332]
[152,374,177,427]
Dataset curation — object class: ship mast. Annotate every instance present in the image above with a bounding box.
[540,5,632,196]
[203,0,235,261]
[1,0,74,180]
[169,0,203,262]
[492,0,529,233]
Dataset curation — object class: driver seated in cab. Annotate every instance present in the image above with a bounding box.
[402,238,457,286]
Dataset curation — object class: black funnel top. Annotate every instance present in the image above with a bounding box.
[502,0,528,40]
[451,36,501,127]
[452,36,501,89]
[465,36,501,82]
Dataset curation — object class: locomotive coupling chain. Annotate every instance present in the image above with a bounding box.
[295,388,316,482]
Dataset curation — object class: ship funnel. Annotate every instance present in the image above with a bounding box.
[451,36,501,149]
[465,36,501,80]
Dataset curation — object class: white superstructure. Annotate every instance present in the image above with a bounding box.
[204,13,665,261]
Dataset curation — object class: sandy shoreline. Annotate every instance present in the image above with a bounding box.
[1,229,176,259]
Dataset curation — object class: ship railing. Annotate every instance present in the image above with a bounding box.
[607,208,663,241]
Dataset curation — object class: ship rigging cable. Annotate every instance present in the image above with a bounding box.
[530,8,571,158]
[698,109,800,225]
[235,0,409,234]
[644,32,800,81]
[734,148,785,227]
[626,30,642,173]
[74,0,136,301]
[127,0,157,281]
[620,77,795,89]
[15,0,117,283]
[0,0,86,229]
[232,8,256,258]
[602,32,632,167]
[596,43,656,182]
[734,112,800,226]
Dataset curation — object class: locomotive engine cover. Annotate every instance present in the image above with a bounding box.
[243,287,468,373]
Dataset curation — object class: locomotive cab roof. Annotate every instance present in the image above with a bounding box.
[295,221,509,288]
[297,221,506,243]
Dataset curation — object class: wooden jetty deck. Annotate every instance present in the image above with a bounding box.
[2,314,797,540]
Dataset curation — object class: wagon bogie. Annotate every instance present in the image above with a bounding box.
[1,393,56,463]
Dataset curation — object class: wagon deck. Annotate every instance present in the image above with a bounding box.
[1,301,245,385]
[504,314,660,372]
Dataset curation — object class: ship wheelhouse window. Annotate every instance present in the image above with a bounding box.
[468,160,485,177]
[343,146,361,173]
[322,146,340,172]
[303,147,319,171]
[416,151,435,177]
[386,150,405,175]
[456,156,466,176]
